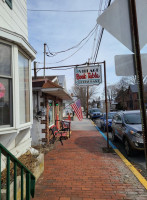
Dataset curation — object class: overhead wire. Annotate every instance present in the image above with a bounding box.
[46,23,98,56]
[90,0,104,62]
[28,9,103,13]
[92,0,112,63]
[50,67,73,70]
[33,62,104,70]
[92,0,108,62]
[38,24,98,65]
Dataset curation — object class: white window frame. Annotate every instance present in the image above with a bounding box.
[18,48,32,128]
[0,41,13,129]
[0,39,32,134]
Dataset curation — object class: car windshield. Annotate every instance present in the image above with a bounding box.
[124,113,141,124]
[92,109,100,113]
[104,113,116,119]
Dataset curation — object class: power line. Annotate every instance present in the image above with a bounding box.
[28,9,104,13]
[32,62,103,70]
[39,24,98,65]
[46,24,98,56]
[92,0,112,62]
[50,67,73,70]
[90,0,104,62]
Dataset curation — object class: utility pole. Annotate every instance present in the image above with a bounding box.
[44,43,46,78]
[129,0,147,169]
[34,61,37,79]
[86,59,90,118]
[86,86,89,118]
[104,61,109,149]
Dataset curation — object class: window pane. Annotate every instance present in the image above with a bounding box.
[0,78,12,127]
[19,52,30,124]
[0,43,11,76]
[48,100,54,126]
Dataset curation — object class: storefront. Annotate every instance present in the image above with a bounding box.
[31,77,72,145]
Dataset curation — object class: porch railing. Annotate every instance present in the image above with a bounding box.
[0,143,35,200]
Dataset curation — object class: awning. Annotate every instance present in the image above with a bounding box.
[41,88,72,100]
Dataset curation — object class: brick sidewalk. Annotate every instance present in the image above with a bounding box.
[34,129,147,200]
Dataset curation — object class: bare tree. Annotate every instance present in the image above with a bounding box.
[70,85,99,111]
[118,75,147,87]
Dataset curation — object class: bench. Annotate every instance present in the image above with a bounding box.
[49,124,68,145]
[55,120,71,138]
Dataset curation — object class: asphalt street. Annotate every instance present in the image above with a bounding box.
[94,118,147,179]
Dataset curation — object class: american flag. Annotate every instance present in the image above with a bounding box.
[71,99,83,121]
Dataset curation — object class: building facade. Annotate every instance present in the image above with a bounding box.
[31,76,72,146]
[0,0,36,169]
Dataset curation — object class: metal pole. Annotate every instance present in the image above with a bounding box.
[87,86,89,118]
[129,0,147,169]
[44,43,46,78]
[34,61,37,79]
[104,61,109,149]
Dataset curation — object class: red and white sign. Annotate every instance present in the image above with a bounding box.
[0,83,5,98]
[74,65,102,86]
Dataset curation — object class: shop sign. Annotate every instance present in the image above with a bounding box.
[74,65,102,86]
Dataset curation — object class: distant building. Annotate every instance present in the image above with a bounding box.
[115,84,147,110]
[0,0,36,169]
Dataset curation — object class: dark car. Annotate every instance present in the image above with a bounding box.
[100,112,116,131]
[111,110,144,156]
[89,108,102,120]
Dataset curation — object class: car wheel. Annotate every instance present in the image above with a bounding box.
[124,139,133,156]
[111,130,117,142]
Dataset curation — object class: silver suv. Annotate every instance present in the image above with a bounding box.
[111,110,144,156]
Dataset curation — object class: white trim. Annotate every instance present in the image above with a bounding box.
[18,123,31,131]
[52,77,58,83]
[13,45,19,129]
[0,27,36,60]
[0,128,17,135]
[29,59,33,124]
[49,124,54,128]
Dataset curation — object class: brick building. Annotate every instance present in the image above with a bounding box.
[115,84,147,110]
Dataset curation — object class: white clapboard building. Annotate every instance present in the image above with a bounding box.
[0,0,36,168]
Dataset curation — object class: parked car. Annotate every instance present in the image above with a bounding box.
[100,112,116,131]
[111,110,144,156]
[89,108,102,120]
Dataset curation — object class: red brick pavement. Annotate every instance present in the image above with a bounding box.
[33,130,147,200]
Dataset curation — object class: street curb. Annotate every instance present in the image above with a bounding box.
[94,122,147,190]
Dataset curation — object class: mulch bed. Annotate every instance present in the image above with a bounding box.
[1,141,57,189]
[1,150,38,189]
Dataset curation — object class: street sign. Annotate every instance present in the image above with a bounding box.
[97,0,147,170]
[115,54,147,76]
[97,0,133,52]
[135,0,147,50]
[74,65,102,86]
[97,0,147,52]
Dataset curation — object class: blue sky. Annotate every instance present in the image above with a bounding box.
[27,0,147,98]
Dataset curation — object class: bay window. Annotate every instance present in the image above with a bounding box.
[0,43,12,127]
[19,52,30,124]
